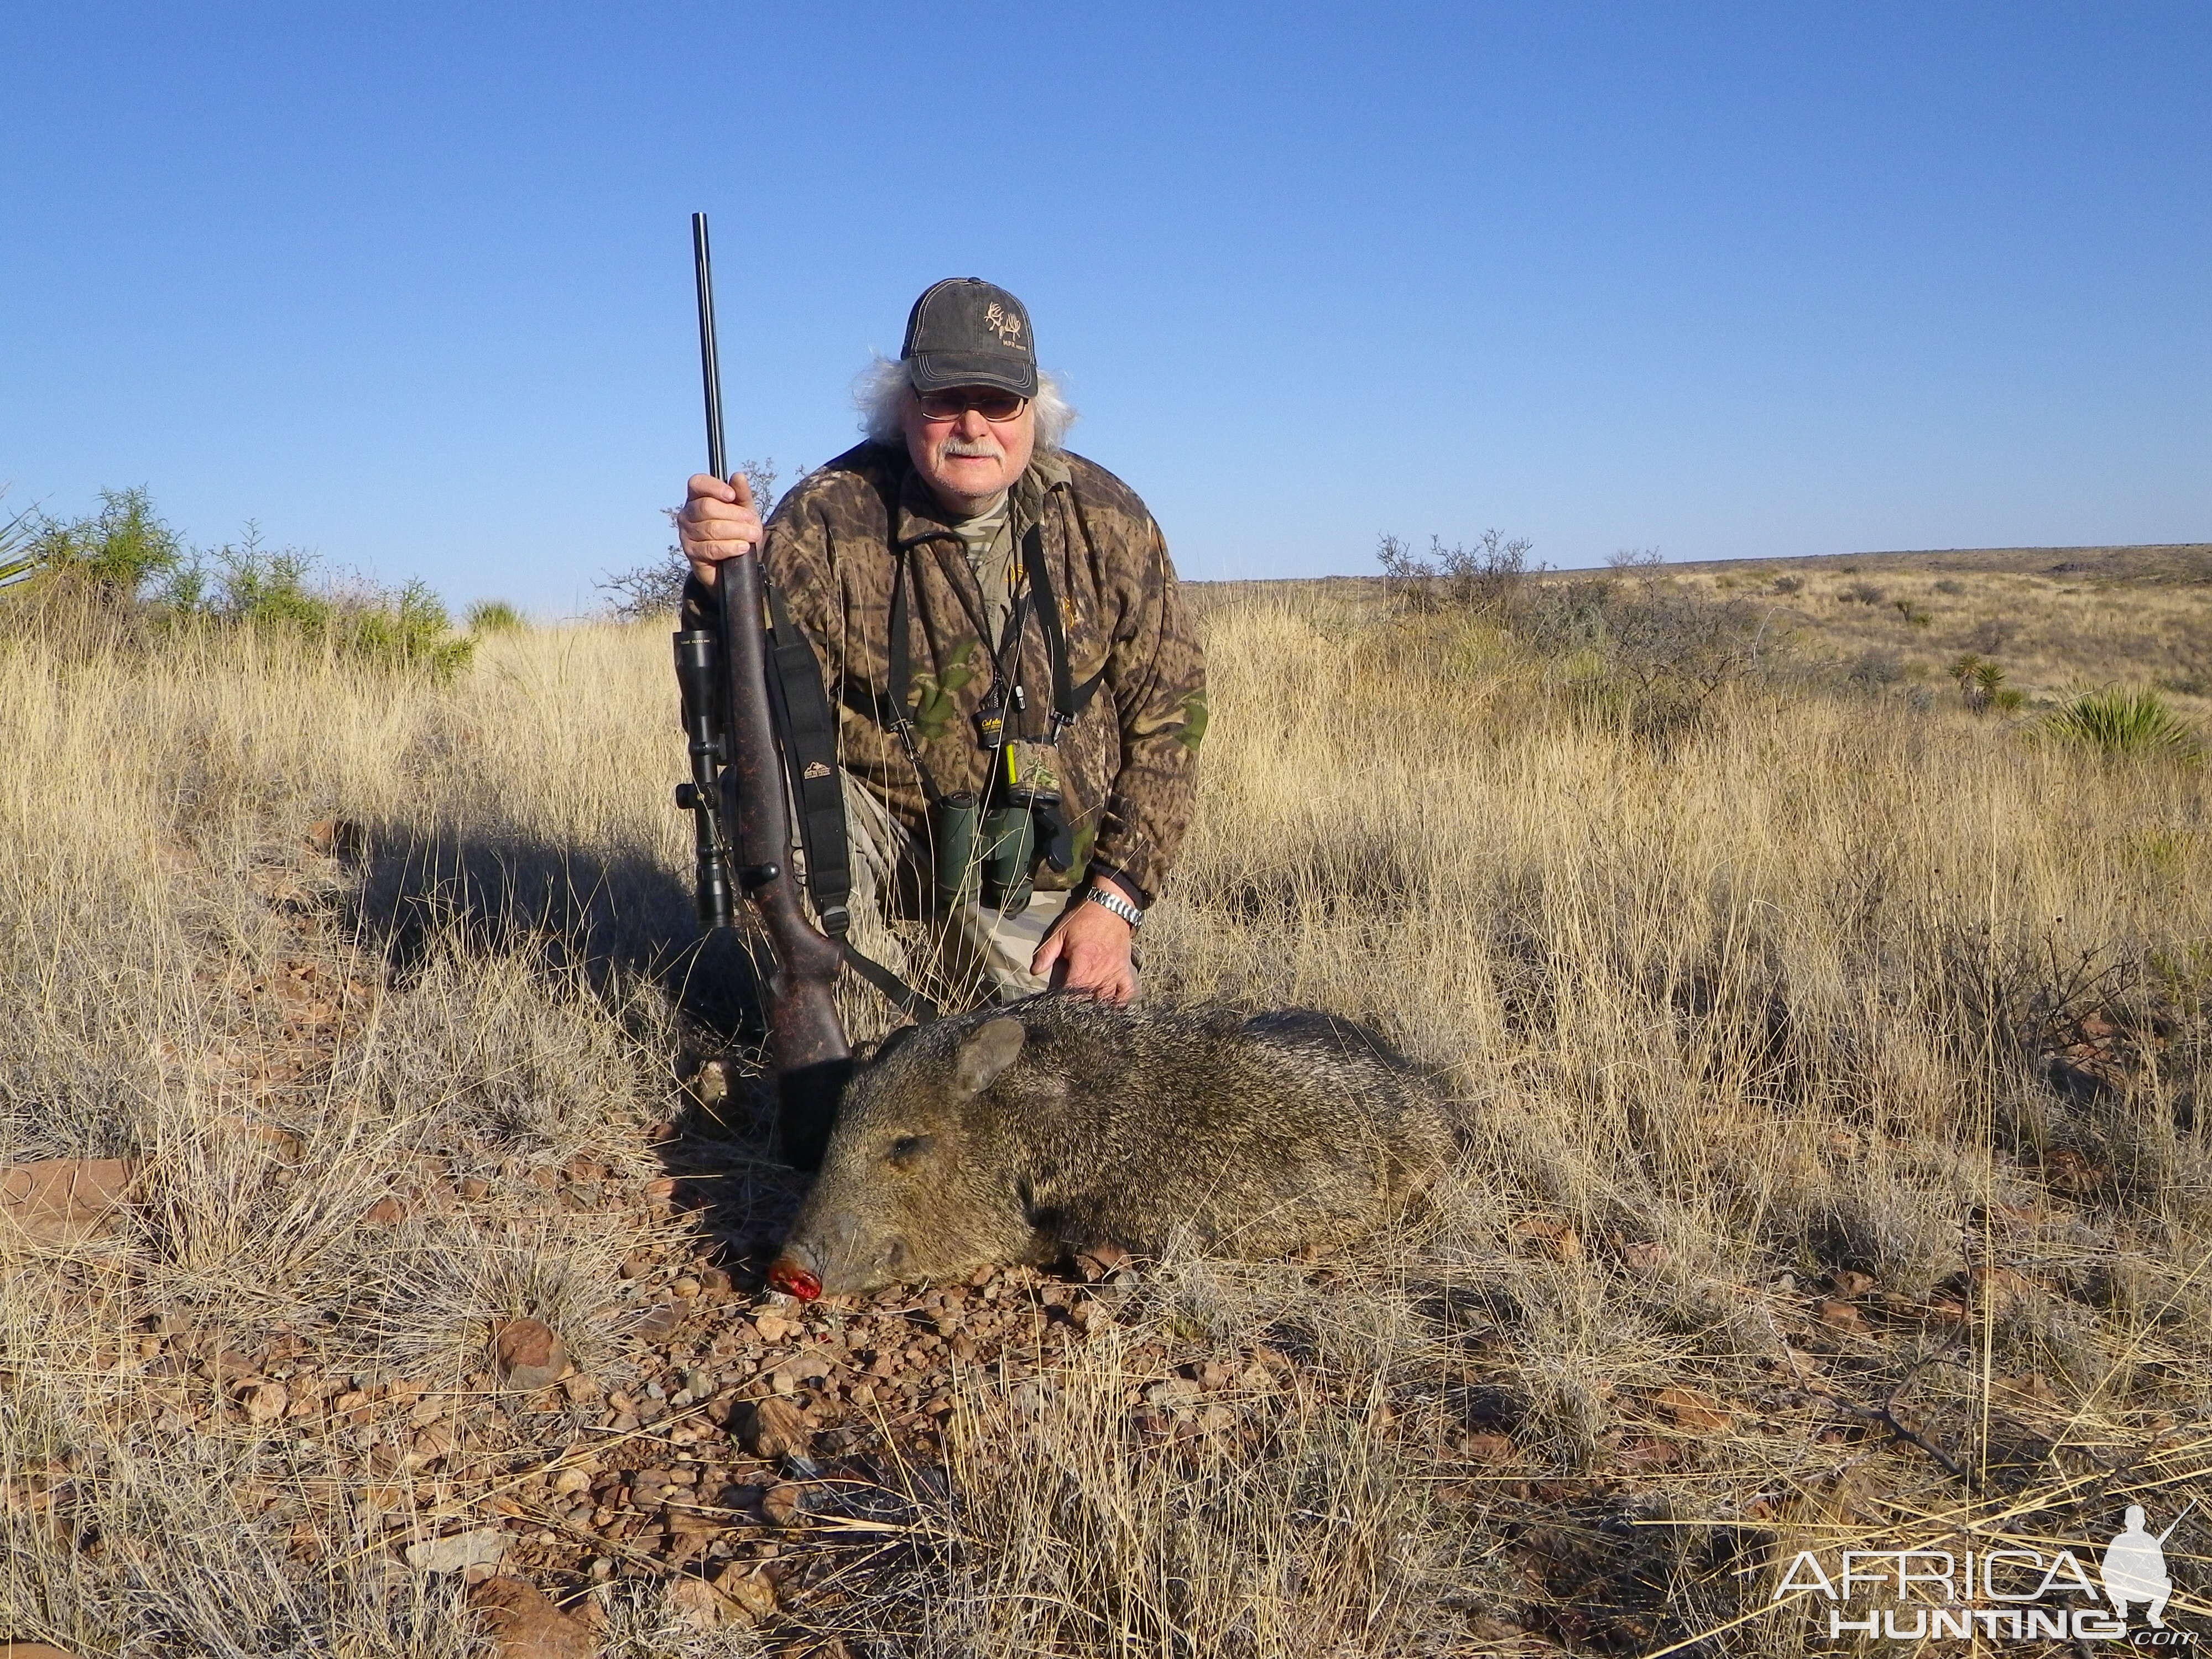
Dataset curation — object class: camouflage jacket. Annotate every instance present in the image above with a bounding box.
[685,441,1206,902]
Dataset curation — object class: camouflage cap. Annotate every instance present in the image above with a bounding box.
[900,278,1038,398]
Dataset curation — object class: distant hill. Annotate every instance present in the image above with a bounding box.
[1193,542,2212,715]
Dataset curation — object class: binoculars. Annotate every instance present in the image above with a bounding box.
[931,787,1061,915]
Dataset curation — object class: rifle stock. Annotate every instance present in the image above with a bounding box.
[681,211,851,1171]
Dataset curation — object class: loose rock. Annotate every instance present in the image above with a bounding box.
[760,1481,803,1527]
[404,1528,509,1574]
[713,1561,778,1620]
[492,1319,571,1392]
[664,1576,736,1630]
[0,1159,138,1246]
[466,1575,597,1659]
[737,1396,811,1461]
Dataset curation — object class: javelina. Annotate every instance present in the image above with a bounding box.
[766,996,1454,1300]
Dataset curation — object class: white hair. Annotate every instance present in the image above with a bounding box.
[852,354,1077,451]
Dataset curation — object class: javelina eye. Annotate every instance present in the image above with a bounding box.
[888,1135,932,1168]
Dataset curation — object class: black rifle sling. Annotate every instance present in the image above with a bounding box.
[761,575,941,1020]
[1017,523,1105,738]
[761,579,851,935]
[841,943,940,1023]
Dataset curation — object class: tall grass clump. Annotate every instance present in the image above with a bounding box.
[2043,686,2200,758]
[465,599,525,634]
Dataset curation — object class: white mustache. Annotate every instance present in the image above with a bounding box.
[938,436,1004,460]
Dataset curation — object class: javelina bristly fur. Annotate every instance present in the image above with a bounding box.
[767,997,1455,1300]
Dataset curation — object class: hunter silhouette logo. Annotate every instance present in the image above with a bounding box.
[1772,1503,2197,1643]
[983,301,1022,346]
[2104,1503,2193,1630]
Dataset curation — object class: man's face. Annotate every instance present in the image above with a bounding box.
[901,385,1036,514]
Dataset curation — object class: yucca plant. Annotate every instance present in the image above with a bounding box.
[1949,653,2011,714]
[0,492,39,592]
[2043,688,2201,758]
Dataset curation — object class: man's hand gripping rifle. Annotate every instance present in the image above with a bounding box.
[672,212,851,1187]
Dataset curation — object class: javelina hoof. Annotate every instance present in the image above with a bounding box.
[776,996,1455,1297]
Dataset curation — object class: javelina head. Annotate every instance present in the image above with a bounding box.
[768,1014,1040,1300]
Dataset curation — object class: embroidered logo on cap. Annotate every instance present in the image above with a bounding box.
[984,302,1023,346]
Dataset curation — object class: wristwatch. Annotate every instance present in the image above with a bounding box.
[1081,884,1144,932]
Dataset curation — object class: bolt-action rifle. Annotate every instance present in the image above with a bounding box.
[672,212,850,1168]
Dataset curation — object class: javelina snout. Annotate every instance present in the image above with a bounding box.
[770,997,1454,1300]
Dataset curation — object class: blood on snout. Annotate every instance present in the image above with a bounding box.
[766,1258,822,1301]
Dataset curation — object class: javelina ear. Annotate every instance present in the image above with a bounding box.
[953,1018,1027,1095]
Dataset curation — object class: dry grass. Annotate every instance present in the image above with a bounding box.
[2,569,2209,1655]
[1673,542,2212,719]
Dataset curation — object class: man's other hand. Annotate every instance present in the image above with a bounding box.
[1031,887,1138,1006]
[676,473,763,587]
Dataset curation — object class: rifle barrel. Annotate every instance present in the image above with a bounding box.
[692,212,727,483]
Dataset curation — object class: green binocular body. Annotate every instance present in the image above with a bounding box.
[929,786,1062,915]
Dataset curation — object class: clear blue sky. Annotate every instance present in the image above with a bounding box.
[4,3,2207,611]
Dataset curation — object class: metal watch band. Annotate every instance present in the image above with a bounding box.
[1081,884,1144,931]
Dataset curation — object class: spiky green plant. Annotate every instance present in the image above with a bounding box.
[2043,688,2201,758]
[0,492,38,592]
[465,599,525,634]
[1948,653,2011,714]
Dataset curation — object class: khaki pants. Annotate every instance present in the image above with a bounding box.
[836,775,1067,1029]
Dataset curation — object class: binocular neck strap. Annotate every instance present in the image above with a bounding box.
[1018,524,1079,739]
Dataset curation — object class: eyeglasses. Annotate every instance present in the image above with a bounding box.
[914,388,1029,422]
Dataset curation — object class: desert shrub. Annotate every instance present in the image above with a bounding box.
[601,455,782,620]
[1375,528,1540,618]
[1771,574,1804,596]
[165,530,473,680]
[465,599,525,633]
[1968,617,2018,653]
[343,581,473,679]
[1848,650,1903,687]
[1893,598,1932,629]
[1933,578,1966,596]
[597,552,690,622]
[1519,561,1770,734]
[1838,580,1886,605]
[2042,689,2201,759]
[17,486,182,604]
